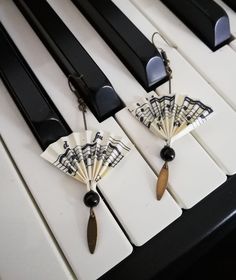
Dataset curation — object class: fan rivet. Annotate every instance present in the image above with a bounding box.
[84,191,100,208]
[160,145,175,162]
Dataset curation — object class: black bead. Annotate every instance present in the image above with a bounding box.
[160,145,175,162]
[83,191,100,208]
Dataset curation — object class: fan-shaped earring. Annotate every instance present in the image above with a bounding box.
[128,37,213,200]
[41,74,132,254]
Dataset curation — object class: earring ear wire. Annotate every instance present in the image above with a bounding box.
[152,32,173,94]
[151,31,177,49]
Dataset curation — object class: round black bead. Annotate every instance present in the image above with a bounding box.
[160,145,175,162]
[83,191,100,208]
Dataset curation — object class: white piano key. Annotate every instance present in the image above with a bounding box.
[116,106,226,209]
[0,82,132,280]
[131,0,236,112]
[0,140,73,280]
[0,0,182,257]
[230,39,236,52]
[46,0,226,208]
[98,119,182,246]
[114,0,236,175]
[215,0,236,38]
[98,129,182,246]
[157,48,236,175]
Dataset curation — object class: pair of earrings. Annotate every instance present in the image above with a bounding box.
[40,33,213,254]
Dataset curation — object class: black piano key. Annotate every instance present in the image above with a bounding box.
[161,0,231,50]
[0,23,72,150]
[13,0,124,122]
[71,0,168,92]
[222,0,236,12]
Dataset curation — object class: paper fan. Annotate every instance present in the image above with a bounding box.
[41,130,131,253]
[128,93,213,200]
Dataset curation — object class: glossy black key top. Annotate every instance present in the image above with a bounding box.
[161,0,231,50]
[71,0,168,91]
[223,0,236,12]
[13,0,124,122]
[0,22,72,150]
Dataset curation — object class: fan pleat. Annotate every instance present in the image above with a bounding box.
[128,94,213,143]
[41,131,132,187]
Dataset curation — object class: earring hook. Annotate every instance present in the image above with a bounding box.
[152,32,173,95]
[68,74,88,130]
[151,31,176,49]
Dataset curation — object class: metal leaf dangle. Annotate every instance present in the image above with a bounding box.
[156,162,169,200]
[87,208,97,254]
[41,74,132,253]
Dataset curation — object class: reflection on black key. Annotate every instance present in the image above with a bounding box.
[71,0,168,92]
[161,0,231,50]
[13,0,124,122]
[0,23,72,150]
[223,0,236,12]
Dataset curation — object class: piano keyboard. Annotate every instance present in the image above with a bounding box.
[0,0,236,279]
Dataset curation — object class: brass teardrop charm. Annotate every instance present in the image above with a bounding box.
[156,162,169,200]
[87,208,97,254]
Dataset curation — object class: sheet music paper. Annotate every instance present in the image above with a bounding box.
[128,93,213,144]
[41,130,132,189]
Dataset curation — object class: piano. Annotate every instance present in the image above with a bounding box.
[0,0,236,279]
